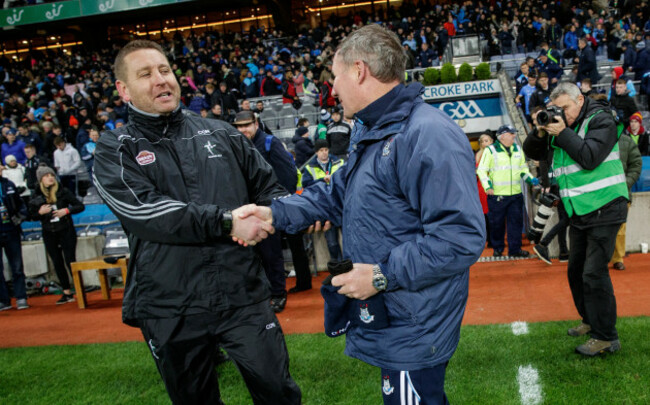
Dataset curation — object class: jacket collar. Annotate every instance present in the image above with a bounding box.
[127,102,184,137]
[353,82,424,143]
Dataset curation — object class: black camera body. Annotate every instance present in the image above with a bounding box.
[536,105,564,126]
[527,192,561,244]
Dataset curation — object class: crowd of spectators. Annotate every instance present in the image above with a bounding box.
[0,0,649,193]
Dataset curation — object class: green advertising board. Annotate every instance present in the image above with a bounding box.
[0,0,195,29]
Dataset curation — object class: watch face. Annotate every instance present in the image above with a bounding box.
[373,277,387,290]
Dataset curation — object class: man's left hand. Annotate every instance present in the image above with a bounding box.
[331,263,378,300]
[543,115,566,136]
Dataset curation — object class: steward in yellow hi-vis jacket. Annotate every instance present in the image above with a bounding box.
[477,125,539,257]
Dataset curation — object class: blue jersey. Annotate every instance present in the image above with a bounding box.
[519,84,536,115]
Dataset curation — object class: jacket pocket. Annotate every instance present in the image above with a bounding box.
[384,291,417,326]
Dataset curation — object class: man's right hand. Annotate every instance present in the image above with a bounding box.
[231,204,274,247]
[486,189,494,196]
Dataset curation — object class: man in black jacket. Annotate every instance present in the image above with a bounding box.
[524,82,628,357]
[0,173,28,311]
[576,38,600,84]
[93,40,301,405]
[610,79,639,126]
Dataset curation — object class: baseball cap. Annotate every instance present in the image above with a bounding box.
[232,111,256,126]
[636,41,646,50]
[496,125,517,136]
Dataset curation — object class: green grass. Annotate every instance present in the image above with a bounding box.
[1,317,648,404]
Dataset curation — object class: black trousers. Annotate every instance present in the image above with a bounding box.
[567,224,619,341]
[285,233,312,290]
[42,226,77,291]
[140,300,301,405]
[257,232,286,296]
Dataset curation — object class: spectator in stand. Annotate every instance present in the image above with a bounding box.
[444,14,456,37]
[625,112,649,156]
[2,154,30,203]
[580,78,595,97]
[52,136,84,194]
[546,18,563,50]
[609,66,637,100]
[281,71,300,107]
[609,127,642,271]
[632,41,650,81]
[536,51,563,85]
[498,24,515,55]
[416,42,438,67]
[241,71,259,99]
[0,167,29,312]
[80,126,100,183]
[326,107,352,160]
[260,70,282,96]
[576,37,600,85]
[610,79,639,126]
[320,76,336,110]
[564,25,579,62]
[29,166,85,305]
[207,103,225,121]
[621,41,636,72]
[515,62,530,94]
[292,119,313,168]
[529,72,552,112]
[65,115,80,148]
[2,128,27,166]
[188,91,209,115]
[24,144,40,195]
[316,109,330,141]
[17,122,43,157]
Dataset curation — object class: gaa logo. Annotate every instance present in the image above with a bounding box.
[439,100,485,119]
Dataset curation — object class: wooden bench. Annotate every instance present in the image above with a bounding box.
[70,256,128,309]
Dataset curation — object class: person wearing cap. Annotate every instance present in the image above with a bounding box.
[0,165,29,312]
[609,123,643,271]
[2,128,27,166]
[326,107,352,159]
[524,82,628,356]
[624,112,649,156]
[632,41,650,81]
[608,66,637,101]
[233,110,301,311]
[292,119,314,167]
[477,125,538,258]
[28,165,85,305]
[2,154,30,201]
[515,71,538,122]
[316,109,331,141]
[93,40,301,404]
[239,25,486,404]
[535,50,562,84]
[302,139,344,263]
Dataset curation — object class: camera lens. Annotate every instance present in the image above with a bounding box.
[537,111,550,126]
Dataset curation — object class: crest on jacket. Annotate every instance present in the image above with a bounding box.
[359,303,375,324]
[136,150,156,166]
[382,137,395,157]
[382,376,394,395]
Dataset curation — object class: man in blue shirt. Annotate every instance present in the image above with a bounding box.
[516,72,538,122]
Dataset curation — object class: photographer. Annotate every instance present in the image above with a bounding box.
[523,82,628,357]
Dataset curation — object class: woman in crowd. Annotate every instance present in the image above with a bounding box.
[28,165,85,305]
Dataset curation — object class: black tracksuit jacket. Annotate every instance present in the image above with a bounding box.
[94,104,288,326]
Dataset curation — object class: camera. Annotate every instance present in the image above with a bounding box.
[527,192,560,244]
[536,105,564,126]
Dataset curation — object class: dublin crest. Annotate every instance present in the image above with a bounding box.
[359,304,375,324]
[382,376,394,395]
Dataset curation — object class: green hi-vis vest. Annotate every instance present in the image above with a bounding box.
[305,159,344,181]
[296,168,303,191]
[551,110,629,217]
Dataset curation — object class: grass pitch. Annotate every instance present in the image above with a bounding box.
[1,317,648,404]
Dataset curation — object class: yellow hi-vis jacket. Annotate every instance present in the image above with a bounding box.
[477,141,536,195]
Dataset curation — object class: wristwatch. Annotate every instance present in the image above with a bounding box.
[221,210,233,236]
[372,264,387,291]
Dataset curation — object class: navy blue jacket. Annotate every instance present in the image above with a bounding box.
[252,129,297,194]
[633,49,650,81]
[0,178,26,234]
[577,46,599,83]
[272,83,485,370]
[292,133,314,168]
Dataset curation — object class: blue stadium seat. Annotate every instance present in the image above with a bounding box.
[632,157,650,192]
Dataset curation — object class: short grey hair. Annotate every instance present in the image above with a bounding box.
[550,82,582,103]
[335,24,406,83]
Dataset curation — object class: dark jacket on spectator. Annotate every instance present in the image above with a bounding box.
[252,128,298,194]
[610,94,638,125]
[577,45,600,84]
[292,132,314,168]
[28,182,84,233]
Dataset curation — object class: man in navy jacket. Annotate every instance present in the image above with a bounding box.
[238,25,485,404]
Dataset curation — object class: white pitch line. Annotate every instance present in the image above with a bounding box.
[511,321,529,335]
[517,365,543,405]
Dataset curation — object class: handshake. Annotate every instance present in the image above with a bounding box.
[229,204,331,246]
